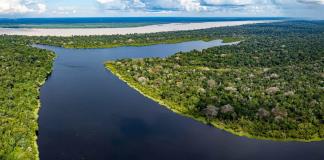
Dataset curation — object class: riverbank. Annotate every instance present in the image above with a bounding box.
[0,21,274,36]
[33,55,56,160]
[0,38,55,159]
[106,61,323,143]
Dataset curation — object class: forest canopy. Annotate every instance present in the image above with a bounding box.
[106,21,324,141]
[0,37,54,159]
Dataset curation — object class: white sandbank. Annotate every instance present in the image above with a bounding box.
[0,20,276,37]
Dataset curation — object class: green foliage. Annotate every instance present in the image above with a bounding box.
[1,21,324,160]
[320,125,324,138]
[22,23,248,48]
[0,36,54,159]
[106,21,324,141]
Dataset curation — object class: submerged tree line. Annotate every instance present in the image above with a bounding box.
[107,21,324,141]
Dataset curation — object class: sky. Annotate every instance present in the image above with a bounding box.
[0,0,324,18]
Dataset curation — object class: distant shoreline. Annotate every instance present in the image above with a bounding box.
[0,21,277,37]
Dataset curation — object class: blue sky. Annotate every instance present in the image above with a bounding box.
[0,0,324,18]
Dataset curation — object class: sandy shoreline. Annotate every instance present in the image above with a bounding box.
[0,20,276,37]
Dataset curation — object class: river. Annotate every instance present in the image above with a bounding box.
[35,40,324,160]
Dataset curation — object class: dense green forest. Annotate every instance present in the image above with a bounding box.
[0,37,54,159]
[0,23,245,160]
[107,21,324,141]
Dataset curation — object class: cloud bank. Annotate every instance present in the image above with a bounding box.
[0,0,46,15]
[97,0,324,17]
[0,0,323,18]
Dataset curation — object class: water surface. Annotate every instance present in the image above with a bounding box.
[36,40,324,160]
[0,17,284,26]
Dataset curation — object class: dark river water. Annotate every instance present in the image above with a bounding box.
[35,40,324,160]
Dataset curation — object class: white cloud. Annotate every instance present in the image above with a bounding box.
[0,0,46,15]
[37,3,46,13]
[178,0,205,12]
[202,0,253,6]
[97,0,206,12]
[52,6,77,15]
[97,0,146,10]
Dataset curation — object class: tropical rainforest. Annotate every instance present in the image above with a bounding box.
[106,21,324,141]
[0,21,241,160]
[0,20,323,160]
[0,37,54,159]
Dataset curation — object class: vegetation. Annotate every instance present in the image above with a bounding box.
[0,21,250,160]
[0,36,55,159]
[1,20,323,160]
[106,21,324,141]
[25,25,245,48]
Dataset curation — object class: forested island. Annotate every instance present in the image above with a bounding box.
[0,20,323,160]
[106,21,324,141]
[0,37,54,159]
